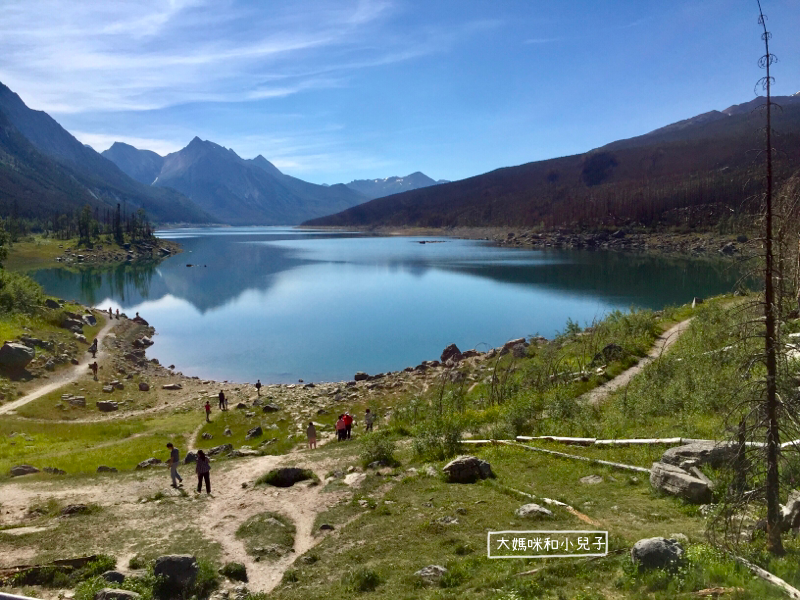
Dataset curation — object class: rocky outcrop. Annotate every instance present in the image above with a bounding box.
[440,344,463,364]
[184,452,197,464]
[631,537,684,569]
[781,490,800,532]
[97,401,119,412]
[515,503,553,518]
[97,466,118,473]
[101,571,125,584]
[650,462,712,503]
[162,383,182,390]
[661,441,736,470]
[262,404,280,412]
[245,426,263,440]
[0,342,35,370]
[208,444,233,456]
[136,458,163,469]
[415,565,447,584]
[354,371,369,381]
[10,464,40,477]
[442,455,494,483]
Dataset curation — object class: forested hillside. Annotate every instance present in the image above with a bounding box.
[307,95,800,230]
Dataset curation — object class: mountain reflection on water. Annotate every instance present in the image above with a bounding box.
[28,227,744,383]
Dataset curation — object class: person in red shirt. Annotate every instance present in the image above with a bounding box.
[204,400,211,422]
[344,412,353,440]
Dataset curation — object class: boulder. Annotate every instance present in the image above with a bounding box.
[262,404,280,413]
[153,555,198,589]
[440,343,463,364]
[184,452,197,464]
[95,589,140,600]
[97,401,119,412]
[97,465,118,473]
[245,426,263,440]
[354,371,369,381]
[224,428,232,437]
[228,449,259,458]
[45,359,56,371]
[631,537,685,569]
[67,396,87,407]
[162,383,182,390]
[500,338,527,356]
[83,314,98,326]
[10,465,40,477]
[515,503,554,519]
[101,571,125,584]
[202,432,213,440]
[414,565,447,584]
[580,475,603,485]
[138,382,150,392]
[591,343,626,365]
[102,386,115,394]
[0,342,35,370]
[661,441,736,470]
[45,298,60,309]
[650,462,712,503]
[442,455,494,484]
[43,467,66,475]
[236,402,247,409]
[208,444,233,456]
[136,458,163,469]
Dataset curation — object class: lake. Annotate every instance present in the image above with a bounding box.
[29,227,742,384]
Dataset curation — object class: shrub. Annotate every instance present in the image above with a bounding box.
[129,554,147,570]
[412,419,463,461]
[359,431,398,467]
[281,569,299,584]
[343,567,382,592]
[219,562,248,582]
[0,270,44,315]
[255,468,317,487]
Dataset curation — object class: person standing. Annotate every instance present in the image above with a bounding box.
[218,390,225,411]
[204,400,211,422]
[344,412,353,440]
[88,338,98,358]
[90,361,99,381]
[166,443,182,488]
[364,409,374,432]
[195,450,211,494]
[307,421,317,449]
[255,380,262,397]
[335,415,346,442]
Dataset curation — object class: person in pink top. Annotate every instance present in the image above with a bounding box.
[335,415,346,442]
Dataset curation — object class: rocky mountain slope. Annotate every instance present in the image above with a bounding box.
[345,172,447,200]
[103,137,367,225]
[0,82,212,224]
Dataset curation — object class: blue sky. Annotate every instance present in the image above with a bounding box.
[0,0,798,185]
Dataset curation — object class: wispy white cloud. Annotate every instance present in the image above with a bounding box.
[0,0,443,114]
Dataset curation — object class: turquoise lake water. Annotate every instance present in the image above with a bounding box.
[29,227,743,383]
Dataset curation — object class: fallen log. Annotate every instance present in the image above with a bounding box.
[516,435,596,446]
[506,486,601,526]
[594,437,683,447]
[500,440,651,474]
[731,555,800,599]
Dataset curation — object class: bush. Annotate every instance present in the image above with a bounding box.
[359,431,398,467]
[255,468,317,487]
[129,554,147,570]
[343,567,382,592]
[0,270,44,315]
[11,555,116,588]
[412,419,463,461]
[219,562,248,582]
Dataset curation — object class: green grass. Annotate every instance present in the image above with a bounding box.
[0,410,199,477]
[235,512,296,560]
[195,405,297,456]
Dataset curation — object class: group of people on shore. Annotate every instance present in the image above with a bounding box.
[165,443,211,494]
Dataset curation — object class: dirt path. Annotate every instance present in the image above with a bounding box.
[0,449,348,593]
[0,318,116,416]
[582,318,692,406]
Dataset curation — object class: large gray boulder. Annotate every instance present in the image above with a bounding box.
[95,589,140,600]
[208,444,233,456]
[10,465,40,477]
[650,462,712,503]
[97,401,119,412]
[631,537,684,569]
[153,555,198,589]
[0,342,35,370]
[414,565,447,584]
[442,455,494,484]
[661,441,736,470]
[440,344,463,364]
[184,452,197,464]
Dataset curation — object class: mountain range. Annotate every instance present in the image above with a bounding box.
[344,173,448,200]
[307,94,800,229]
[0,82,211,223]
